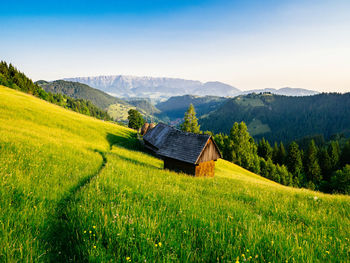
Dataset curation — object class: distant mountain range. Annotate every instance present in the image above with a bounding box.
[63,75,239,100]
[63,75,318,100]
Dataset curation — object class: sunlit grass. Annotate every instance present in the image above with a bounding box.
[67,145,350,262]
[0,86,133,261]
[0,85,349,262]
[107,103,136,121]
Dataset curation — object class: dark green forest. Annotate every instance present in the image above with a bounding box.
[0,61,112,121]
[200,92,350,143]
[211,123,350,194]
[156,95,226,120]
[173,102,350,194]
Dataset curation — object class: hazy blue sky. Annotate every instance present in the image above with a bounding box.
[1,0,350,92]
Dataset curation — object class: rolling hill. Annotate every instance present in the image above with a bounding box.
[36,79,160,122]
[36,80,126,110]
[127,98,161,115]
[1,85,349,262]
[200,92,350,143]
[107,99,161,123]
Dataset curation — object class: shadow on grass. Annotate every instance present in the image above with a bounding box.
[41,150,107,262]
[107,132,161,169]
[40,132,152,261]
[106,132,142,151]
[109,151,161,170]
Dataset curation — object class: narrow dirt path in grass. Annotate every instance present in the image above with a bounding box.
[40,133,140,262]
[42,150,107,262]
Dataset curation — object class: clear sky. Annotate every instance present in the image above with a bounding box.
[1,0,350,92]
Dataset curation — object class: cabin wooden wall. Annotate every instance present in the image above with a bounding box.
[195,160,215,177]
[164,157,195,175]
[197,139,221,163]
[164,158,215,177]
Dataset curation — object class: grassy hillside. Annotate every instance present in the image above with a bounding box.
[107,102,137,122]
[127,99,160,115]
[37,80,126,110]
[0,86,349,262]
[108,101,160,123]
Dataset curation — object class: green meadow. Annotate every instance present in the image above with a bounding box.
[0,85,349,262]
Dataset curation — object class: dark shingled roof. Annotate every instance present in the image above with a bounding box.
[143,123,214,164]
[143,122,173,150]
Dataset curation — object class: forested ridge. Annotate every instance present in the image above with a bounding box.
[36,79,126,110]
[200,93,350,143]
[156,95,226,120]
[0,61,112,121]
[176,102,350,194]
[211,123,350,194]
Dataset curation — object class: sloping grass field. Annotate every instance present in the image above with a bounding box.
[0,86,349,262]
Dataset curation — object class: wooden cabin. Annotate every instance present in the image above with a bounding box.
[143,123,222,177]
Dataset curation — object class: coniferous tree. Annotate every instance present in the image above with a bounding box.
[257,138,272,160]
[276,164,291,186]
[277,142,287,165]
[305,140,322,186]
[340,139,350,168]
[328,141,340,171]
[260,158,268,178]
[287,141,303,185]
[331,165,350,194]
[266,158,278,182]
[228,122,259,172]
[272,142,279,164]
[318,147,332,182]
[180,104,200,133]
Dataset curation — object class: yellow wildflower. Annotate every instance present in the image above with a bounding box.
[242,254,245,258]
[83,230,86,234]
[158,242,162,247]
[93,245,96,249]
[246,249,249,252]
[89,230,92,234]
[155,244,158,247]
[126,256,131,262]
[235,261,239,263]
[325,251,330,254]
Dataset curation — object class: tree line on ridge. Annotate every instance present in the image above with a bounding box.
[0,61,112,121]
[180,104,350,194]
